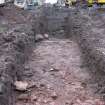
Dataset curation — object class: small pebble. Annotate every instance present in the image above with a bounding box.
[51,92,58,100]
[31,95,37,101]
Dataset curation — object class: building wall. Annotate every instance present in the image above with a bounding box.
[38,0,45,5]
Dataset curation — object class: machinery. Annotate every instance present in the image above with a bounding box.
[65,0,71,7]
[65,0,76,7]
[14,0,39,9]
[88,0,105,6]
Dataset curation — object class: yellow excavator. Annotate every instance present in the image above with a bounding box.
[88,0,105,6]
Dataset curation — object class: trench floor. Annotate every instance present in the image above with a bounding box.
[16,38,104,105]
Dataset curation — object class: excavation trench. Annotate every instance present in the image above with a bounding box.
[15,7,105,105]
[0,6,105,105]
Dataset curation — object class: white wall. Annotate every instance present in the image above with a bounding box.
[38,0,45,5]
[45,0,57,4]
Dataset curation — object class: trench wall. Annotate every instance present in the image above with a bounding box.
[0,11,37,105]
[66,9,105,94]
[0,24,35,105]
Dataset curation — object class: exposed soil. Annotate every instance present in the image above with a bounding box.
[0,5,35,105]
[0,5,105,105]
[66,8,105,95]
[15,38,104,105]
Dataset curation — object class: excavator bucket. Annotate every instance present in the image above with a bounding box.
[88,0,105,6]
